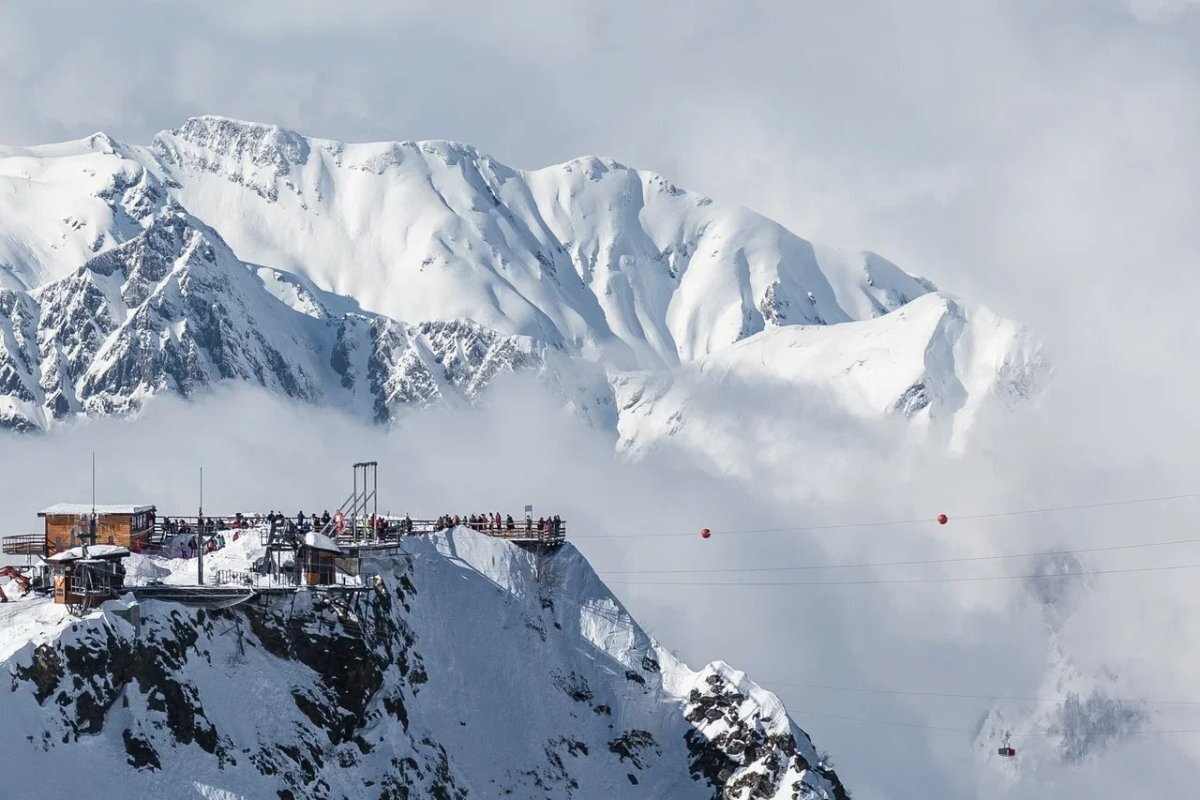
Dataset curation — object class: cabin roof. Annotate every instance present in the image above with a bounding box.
[39,503,155,517]
[45,544,131,562]
[302,531,342,554]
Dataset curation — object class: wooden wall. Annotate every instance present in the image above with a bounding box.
[43,514,151,555]
[50,561,125,605]
[303,551,336,586]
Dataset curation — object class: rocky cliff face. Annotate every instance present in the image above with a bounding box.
[0,529,849,800]
[0,210,564,431]
[0,117,1045,457]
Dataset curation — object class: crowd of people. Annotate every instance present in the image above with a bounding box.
[434,513,565,537]
[268,510,415,540]
[153,510,564,555]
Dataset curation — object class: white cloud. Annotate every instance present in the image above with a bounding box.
[3,370,1198,796]
[2,2,1200,795]
[1124,0,1200,22]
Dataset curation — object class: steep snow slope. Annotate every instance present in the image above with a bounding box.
[5,117,932,371]
[0,210,588,431]
[970,555,1148,782]
[0,528,848,800]
[0,117,1044,451]
[150,116,933,370]
[0,134,161,290]
[615,293,1045,459]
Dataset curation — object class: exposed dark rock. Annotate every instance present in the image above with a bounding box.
[608,730,659,769]
[122,728,161,770]
[683,672,850,800]
[553,671,594,703]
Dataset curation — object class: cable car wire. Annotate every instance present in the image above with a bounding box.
[416,551,1200,734]
[607,560,1200,587]
[570,489,1200,540]
[791,706,974,734]
[593,535,1200,576]
[760,678,1200,707]
[788,707,1200,739]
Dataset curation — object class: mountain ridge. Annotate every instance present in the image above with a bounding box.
[0,116,1045,453]
[0,527,850,800]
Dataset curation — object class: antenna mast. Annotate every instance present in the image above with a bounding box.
[85,452,96,553]
[197,467,205,585]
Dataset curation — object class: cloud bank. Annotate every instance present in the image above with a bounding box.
[2,364,1198,798]
[3,1,1200,797]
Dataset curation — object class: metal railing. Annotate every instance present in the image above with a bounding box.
[5,515,566,561]
[210,567,363,590]
[1,533,45,556]
[213,569,262,587]
[446,518,567,543]
[4,514,568,561]
[330,518,567,546]
[246,516,568,547]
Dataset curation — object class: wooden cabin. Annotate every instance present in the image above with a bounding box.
[45,544,129,607]
[299,531,341,586]
[38,504,155,556]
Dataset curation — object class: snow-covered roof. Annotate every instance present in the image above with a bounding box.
[302,531,342,553]
[45,544,130,562]
[39,503,155,516]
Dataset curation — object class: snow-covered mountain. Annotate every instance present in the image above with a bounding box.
[0,209,584,429]
[0,117,1044,450]
[971,554,1147,779]
[0,528,849,800]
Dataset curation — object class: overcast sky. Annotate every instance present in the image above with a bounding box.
[3,3,1200,797]
[2,0,1198,338]
[4,0,1195,473]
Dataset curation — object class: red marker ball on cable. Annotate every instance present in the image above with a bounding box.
[937,514,949,525]
[700,528,712,539]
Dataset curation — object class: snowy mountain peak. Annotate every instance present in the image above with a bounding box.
[0,118,1044,449]
[155,115,313,172]
[0,527,850,800]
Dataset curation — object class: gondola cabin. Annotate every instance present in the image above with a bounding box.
[45,545,129,607]
[38,504,155,556]
[997,746,1017,758]
[299,532,341,586]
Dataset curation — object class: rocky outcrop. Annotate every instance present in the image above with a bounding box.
[2,210,559,431]
[683,668,848,800]
[0,530,851,800]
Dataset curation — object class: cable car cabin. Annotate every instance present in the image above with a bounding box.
[997,746,1017,758]
[45,545,129,608]
[38,504,156,557]
[299,532,342,586]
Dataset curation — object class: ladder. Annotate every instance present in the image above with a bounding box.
[317,462,379,543]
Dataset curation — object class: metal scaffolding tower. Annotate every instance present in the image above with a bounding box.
[314,461,380,541]
[349,461,379,542]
